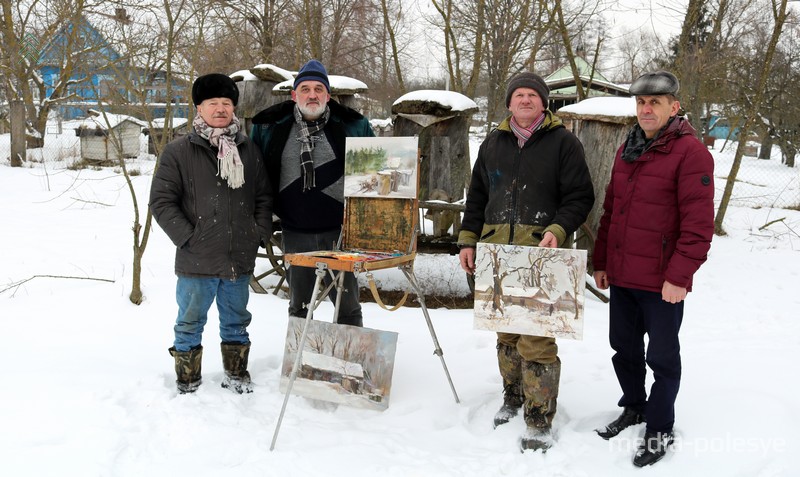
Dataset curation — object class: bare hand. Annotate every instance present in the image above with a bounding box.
[459,247,476,274]
[662,280,687,303]
[539,231,558,248]
[593,271,609,290]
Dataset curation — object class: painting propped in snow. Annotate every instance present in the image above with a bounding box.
[473,243,587,340]
[279,317,399,410]
[344,136,418,198]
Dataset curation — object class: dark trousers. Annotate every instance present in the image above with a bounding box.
[609,285,683,433]
[282,228,363,327]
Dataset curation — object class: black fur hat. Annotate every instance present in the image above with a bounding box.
[192,73,239,106]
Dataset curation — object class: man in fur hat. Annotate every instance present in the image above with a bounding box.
[458,72,595,452]
[251,59,374,328]
[592,70,714,466]
[150,73,273,394]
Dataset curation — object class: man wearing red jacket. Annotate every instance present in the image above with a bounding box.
[592,71,714,467]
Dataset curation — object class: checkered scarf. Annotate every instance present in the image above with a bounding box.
[293,104,330,192]
[510,113,545,148]
[193,114,244,189]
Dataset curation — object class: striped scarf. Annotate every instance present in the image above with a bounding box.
[510,113,545,148]
[193,114,244,189]
[293,104,330,192]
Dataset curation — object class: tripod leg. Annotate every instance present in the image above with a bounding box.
[401,266,460,403]
[270,263,327,451]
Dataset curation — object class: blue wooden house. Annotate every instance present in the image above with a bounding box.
[37,14,192,120]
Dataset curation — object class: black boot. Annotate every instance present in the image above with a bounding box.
[519,359,560,453]
[494,343,524,428]
[221,342,253,394]
[596,407,645,440]
[169,346,202,394]
[633,430,674,467]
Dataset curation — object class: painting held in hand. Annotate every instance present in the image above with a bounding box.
[473,243,587,340]
[280,317,399,410]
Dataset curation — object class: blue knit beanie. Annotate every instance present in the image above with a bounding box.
[294,59,330,93]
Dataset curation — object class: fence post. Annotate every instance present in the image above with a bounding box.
[10,100,26,167]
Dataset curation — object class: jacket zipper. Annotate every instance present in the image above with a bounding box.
[509,145,523,243]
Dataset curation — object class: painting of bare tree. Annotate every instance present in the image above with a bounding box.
[279,317,399,410]
[473,243,587,340]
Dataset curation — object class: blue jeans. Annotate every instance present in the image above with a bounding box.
[173,275,253,351]
[282,228,363,326]
[609,285,684,433]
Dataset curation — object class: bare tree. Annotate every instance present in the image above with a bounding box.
[714,0,791,234]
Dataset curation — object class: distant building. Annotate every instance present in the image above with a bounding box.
[545,57,630,111]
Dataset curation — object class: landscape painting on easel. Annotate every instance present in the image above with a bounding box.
[473,243,587,340]
[279,317,399,411]
[344,136,418,199]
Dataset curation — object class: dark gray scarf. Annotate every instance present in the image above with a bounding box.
[621,117,675,163]
[293,105,330,192]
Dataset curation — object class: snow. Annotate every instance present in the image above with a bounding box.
[75,111,149,130]
[393,89,479,112]
[1,124,799,477]
[558,96,636,117]
[273,75,369,93]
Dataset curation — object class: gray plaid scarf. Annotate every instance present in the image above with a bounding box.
[293,104,330,192]
[193,114,244,189]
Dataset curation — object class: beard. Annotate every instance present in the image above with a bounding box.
[297,101,326,120]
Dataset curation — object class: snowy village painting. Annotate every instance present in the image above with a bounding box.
[343,137,418,199]
[473,243,587,340]
[279,317,399,411]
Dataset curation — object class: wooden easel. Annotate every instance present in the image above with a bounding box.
[270,149,460,450]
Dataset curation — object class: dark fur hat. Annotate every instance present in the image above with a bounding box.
[192,73,239,106]
[505,72,549,108]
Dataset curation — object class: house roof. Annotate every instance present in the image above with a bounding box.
[76,110,148,130]
[544,57,629,97]
[302,352,364,378]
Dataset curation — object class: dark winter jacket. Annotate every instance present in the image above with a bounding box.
[592,116,714,293]
[250,100,374,233]
[149,131,273,280]
[458,111,595,248]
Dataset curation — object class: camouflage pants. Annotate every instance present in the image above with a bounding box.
[497,332,558,364]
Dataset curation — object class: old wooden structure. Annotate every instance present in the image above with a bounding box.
[556,96,637,264]
[392,90,478,250]
[232,64,294,135]
[75,110,146,162]
[144,118,188,155]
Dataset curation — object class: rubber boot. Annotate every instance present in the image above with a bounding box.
[169,346,202,394]
[494,343,525,428]
[221,342,253,394]
[519,357,561,452]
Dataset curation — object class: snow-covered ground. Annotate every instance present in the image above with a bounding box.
[1,125,798,476]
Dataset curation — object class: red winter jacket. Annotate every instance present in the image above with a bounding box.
[593,117,714,293]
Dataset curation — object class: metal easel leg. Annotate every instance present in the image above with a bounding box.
[331,271,346,324]
[401,265,460,403]
[270,263,327,451]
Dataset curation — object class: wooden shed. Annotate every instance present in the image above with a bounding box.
[144,117,189,155]
[75,110,147,163]
[556,96,637,263]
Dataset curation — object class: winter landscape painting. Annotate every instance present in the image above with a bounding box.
[473,243,587,340]
[343,136,418,198]
[279,317,399,411]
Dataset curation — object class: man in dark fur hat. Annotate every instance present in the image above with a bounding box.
[251,59,374,327]
[150,73,273,395]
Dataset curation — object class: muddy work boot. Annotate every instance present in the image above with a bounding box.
[596,407,645,440]
[519,358,561,453]
[169,346,203,394]
[494,343,524,428]
[221,342,253,394]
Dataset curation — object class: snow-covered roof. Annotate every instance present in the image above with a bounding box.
[249,64,295,83]
[302,352,364,378]
[273,75,369,94]
[557,97,636,118]
[149,117,189,129]
[393,90,478,112]
[76,111,148,130]
[230,70,259,82]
